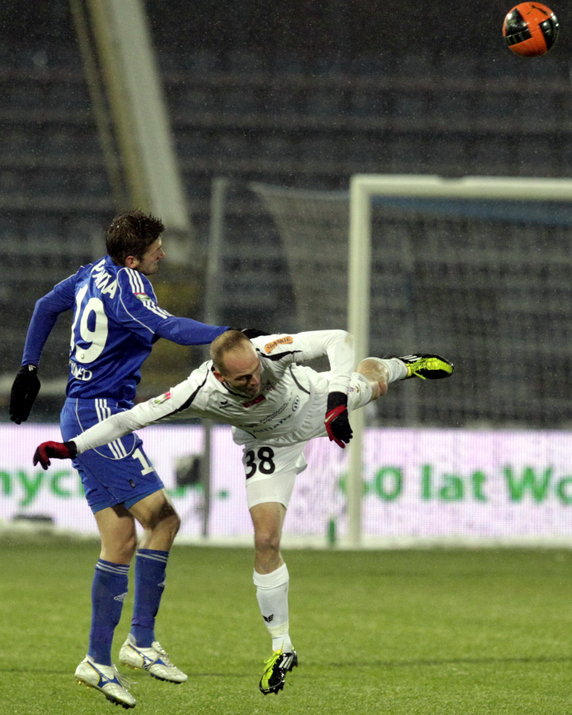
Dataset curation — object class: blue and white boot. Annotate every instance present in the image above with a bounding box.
[75,655,136,708]
[119,634,187,683]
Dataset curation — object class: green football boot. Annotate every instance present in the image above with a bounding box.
[259,649,298,695]
[398,354,454,380]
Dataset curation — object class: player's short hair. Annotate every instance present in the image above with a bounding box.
[106,210,165,265]
[210,330,252,373]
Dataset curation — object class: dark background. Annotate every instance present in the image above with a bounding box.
[0,1,570,426]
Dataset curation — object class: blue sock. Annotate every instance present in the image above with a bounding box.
[88,559,129,666]
[131,549,169,647]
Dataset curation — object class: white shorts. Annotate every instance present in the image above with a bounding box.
[243,371,374,509]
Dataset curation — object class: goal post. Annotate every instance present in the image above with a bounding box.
[347,174,572,547]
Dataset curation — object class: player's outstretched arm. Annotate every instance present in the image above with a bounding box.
[32,371,204,468]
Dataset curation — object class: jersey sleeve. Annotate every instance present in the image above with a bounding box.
[21,273,78,366]
[254,329,355,393]
[116,267,228,344]
[154,317,229,345]
[72,367,208,454]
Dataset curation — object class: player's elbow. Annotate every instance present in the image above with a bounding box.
[332,329,354,349]
[33,293,59,318]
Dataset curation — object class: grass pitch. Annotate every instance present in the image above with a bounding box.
[1,538,571,714]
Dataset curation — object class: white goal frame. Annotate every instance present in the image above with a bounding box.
[346,174,572,547]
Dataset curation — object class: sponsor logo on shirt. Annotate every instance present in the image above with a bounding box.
[70,361,93,382]
[263,336,294,354]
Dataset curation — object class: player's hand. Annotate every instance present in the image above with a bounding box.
[9,365,41,424]
[33,441,78,470]
[325,392,353,449]
[240,328,270,339]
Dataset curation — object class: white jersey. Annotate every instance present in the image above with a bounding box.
[72,330,355,453]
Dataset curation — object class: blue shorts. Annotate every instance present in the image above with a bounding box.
[60,397,164,514]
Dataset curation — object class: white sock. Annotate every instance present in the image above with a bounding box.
[370,357,408,382]
[253,563,294,652]
[387,357,409,381]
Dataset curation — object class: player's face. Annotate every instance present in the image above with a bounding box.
[216,346,263,397]
[131,238,166,275]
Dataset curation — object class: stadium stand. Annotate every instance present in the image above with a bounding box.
[0,1,571,425]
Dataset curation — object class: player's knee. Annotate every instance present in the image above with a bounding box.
[120,538,137,562]
[254,527,281,555]
[172,511,181,536]
[357,357,388,400]
[102,535,136,564]
[147,500,180,535]
[159,508,180,539]
[357,357,388,381]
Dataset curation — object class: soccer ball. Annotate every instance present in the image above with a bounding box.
[502,2,559,57]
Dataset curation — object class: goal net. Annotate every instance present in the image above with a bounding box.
[253,175,572,429]
[252,176,572,545]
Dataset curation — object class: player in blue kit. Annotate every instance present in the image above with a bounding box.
[9,210,230,709]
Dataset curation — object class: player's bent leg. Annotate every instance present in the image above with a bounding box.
[129,489,180,552]
[355,353,454,398]
[121,490,187,684]
[75,655,136,709]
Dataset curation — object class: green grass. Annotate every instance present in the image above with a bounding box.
[1,538,572,714]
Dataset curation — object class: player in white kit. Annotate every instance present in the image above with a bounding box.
[33,328,454,695]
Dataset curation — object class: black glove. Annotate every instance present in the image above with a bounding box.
[240,328,271,339]
[324,391,353,449]
[33,440,78,470]
[9,365,41,424]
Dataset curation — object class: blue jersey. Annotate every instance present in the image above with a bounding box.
[22,255,227,403]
